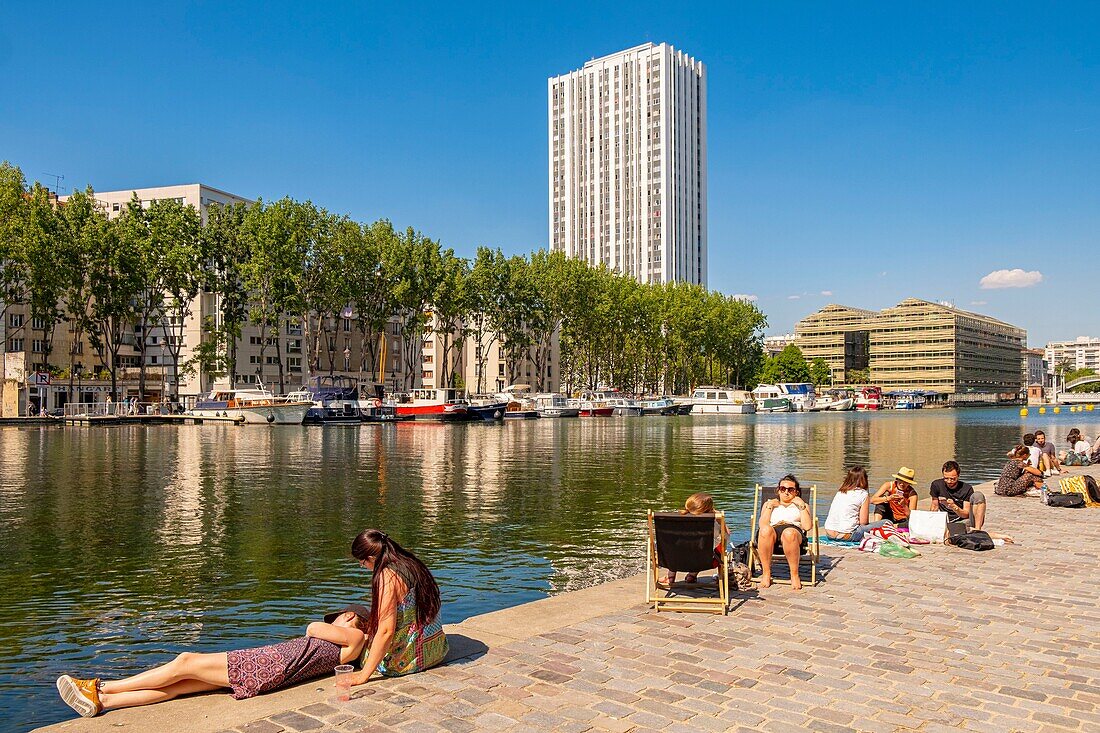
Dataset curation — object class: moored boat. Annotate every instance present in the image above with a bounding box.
[811,389,855,411]
[191,385,312,425]
[534,393,579,418]
[752,385,793,413]
[854,386,883,411]
[569,394,614,417]
[640,397,677,416]
[393,388,469,421]
[777,383,816,411]
[286,376,363,424]
[690,386,756,414]
[608,397,644,416]
[466,395,508,421]
[893,391,926,409]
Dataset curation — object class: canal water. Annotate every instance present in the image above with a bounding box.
[2,407,1098,730]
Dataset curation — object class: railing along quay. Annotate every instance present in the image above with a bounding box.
[61,402,244,425]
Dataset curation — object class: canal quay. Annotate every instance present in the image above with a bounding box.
[5,409,1100,732]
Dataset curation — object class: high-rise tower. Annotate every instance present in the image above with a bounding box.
[548,42,707,285]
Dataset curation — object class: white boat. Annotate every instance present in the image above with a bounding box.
[811,389,855,411]
[640,397,676,416]
[191,385,312,425]
[752,385,793,413]
[498,384,539,419]
[690,387,756,414]
[893,391,926,409]
[777,383,816,411]
[534,393,579,418]
[608,397,644,416]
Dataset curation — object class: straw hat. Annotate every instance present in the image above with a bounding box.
[891,467,916,486]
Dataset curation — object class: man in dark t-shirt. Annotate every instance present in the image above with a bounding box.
[929,460,986,530]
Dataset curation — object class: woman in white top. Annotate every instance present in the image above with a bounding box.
[757,474,813,590]
[823,466,890,542]
[1060,429,1092,465]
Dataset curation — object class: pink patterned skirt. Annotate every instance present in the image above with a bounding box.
[227,636,342,699]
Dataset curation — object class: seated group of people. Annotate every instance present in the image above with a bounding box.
[996,429,1094,497]
[666,460,1000,592]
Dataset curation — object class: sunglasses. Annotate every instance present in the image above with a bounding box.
[777,486,799,494]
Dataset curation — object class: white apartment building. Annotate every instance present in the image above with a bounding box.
[548,42,707,286]
[1045,336,1100,374]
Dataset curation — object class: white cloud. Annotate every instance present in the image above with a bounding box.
[979,268,1043,289]
[820,290,833,296]
[970,300,987,306]
[731,293,758,302]
[787,295,801,300]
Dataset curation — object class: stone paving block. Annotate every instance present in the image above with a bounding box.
[239,722,286,733]
[267,712,324,731]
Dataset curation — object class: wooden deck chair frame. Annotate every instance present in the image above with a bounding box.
[646,510,730,615]
[747,483,820,587]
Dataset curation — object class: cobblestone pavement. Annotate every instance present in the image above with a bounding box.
[218,472,1100,733]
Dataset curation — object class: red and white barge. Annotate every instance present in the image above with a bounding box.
[394,388,469,421]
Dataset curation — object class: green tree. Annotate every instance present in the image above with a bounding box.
[432,249,471,388]
[345,220,397,386]
[846,368,870,384]
[23,182,64,370]
[156,200,205,401]
[810,357,832,387]
[56,187,108,400]
[758,344,812,385]
[89,216,142,400]
[203,202,249,386]
[467,247,510,393]
[0,163,29,327]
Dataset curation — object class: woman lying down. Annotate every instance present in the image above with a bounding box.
[56,604,368,718]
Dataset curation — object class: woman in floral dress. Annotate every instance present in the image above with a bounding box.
[344,529,448,684]
[996,445,1045,496]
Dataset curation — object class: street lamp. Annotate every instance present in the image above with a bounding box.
[343,346,351,373]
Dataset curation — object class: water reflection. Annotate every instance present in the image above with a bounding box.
[3,409,1100,730]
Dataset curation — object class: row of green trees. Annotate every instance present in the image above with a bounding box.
[1,162,773,398]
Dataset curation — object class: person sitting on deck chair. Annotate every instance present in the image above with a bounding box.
[662,492,727,586]
[757,475,813,590]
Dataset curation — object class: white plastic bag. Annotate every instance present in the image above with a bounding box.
[908,509,947,544]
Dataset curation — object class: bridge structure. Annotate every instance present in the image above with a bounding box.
[1055,374,1100,404]
[1065,374,1100,391]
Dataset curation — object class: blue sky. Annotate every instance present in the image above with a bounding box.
[2,2,1097,346]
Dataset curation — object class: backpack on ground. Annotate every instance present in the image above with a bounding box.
[1048,492,1086,508]
[1084,475,1100,505]
[948,530,995,551]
